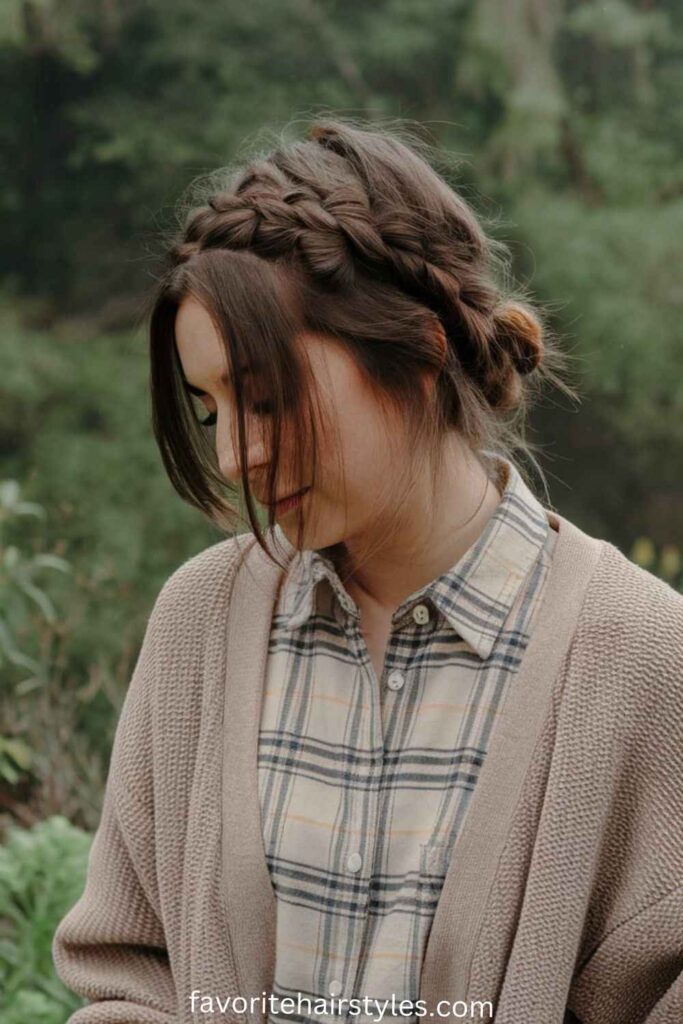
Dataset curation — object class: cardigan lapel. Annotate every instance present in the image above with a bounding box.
[221,513,605,1019]
[418,512,604,1011]
[221,531,298,1023]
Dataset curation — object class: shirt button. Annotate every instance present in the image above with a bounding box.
[329,980,343,996]
[347,852,362,872]
[387,670,405,691]
[412,603,430,625]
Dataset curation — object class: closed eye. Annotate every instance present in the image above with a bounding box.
[197,399,273,428]
[181,368,272,424]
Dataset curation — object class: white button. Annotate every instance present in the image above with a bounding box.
[329,979,343,996]
[347,852,362,872]
[412,603,430,625]
[387,670,405,691]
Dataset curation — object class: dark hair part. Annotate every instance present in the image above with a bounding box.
[147,116,572,576]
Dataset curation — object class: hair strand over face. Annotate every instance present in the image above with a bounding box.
[146,115,575,571]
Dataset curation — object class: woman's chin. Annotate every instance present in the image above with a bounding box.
[278,514,340,553]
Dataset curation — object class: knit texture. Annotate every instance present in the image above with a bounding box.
[469,541,683,1023]
[51,519,683,1024]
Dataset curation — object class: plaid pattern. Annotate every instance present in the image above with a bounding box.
[258,455,557,1024]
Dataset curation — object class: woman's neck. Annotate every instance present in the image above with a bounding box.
[335,437,503,617]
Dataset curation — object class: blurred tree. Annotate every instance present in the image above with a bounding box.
[1,0,682,827]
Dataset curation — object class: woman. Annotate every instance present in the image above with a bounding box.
[52,119,683,1024]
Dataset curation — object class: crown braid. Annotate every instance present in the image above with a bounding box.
[169,125,545,409]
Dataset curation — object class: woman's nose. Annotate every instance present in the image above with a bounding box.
[216,416,269,484]
[218,443,267,485]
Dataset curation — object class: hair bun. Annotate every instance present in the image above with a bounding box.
[493,301,545,375]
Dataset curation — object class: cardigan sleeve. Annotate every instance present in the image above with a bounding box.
[565,561,683,1024]
[567,884,683,1023]
[51,593,176,1023]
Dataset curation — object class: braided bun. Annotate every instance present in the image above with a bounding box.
[493,301,545,375]
[475,301,545,412]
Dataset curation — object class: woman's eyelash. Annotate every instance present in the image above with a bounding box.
[197,399,273,428]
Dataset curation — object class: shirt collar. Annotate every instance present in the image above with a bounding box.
[276,455,550,660]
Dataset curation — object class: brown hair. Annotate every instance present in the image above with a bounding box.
[146,116,572,576]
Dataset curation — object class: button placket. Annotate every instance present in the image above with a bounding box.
[360,623,392,1014]
[337,619,382,1002]
[386,669,405,691]
[346,851,362,872]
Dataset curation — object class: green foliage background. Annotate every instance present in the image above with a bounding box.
[1,0,681,1014]
[0,8,682,1009]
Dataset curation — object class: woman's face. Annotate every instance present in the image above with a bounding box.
[174,295,418,550]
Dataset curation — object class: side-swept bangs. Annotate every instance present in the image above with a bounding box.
[149,247,318,564]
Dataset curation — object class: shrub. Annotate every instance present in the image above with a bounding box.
[0,815,91,1021]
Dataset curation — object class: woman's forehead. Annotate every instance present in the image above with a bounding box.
[174,301,235,392]
[174,297,346,398]
[175,295,217,347]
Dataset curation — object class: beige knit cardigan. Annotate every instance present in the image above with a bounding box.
[52,512,683,1024]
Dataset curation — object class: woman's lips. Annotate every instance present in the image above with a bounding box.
[271,486,311,514]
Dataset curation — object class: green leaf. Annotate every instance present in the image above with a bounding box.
[0,736,34,771]
[14,501,46,519]
[13,575,57,623]
[14,677,43,696]
[0,480,20,508]
[32,554,71,573]
[0,618,40,673]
